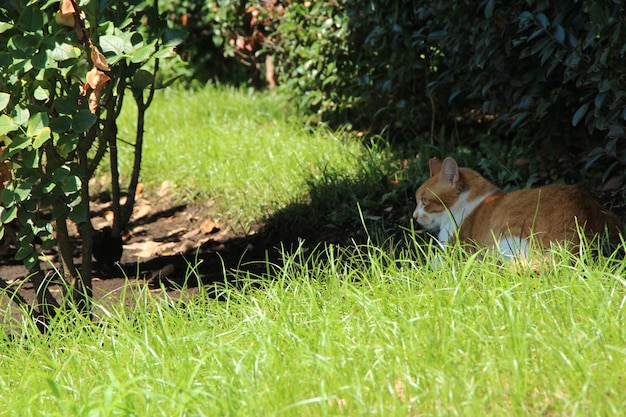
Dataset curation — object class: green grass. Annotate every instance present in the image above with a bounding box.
[2,242,626,416]
[114,86,392,231]
[2,86,626,415]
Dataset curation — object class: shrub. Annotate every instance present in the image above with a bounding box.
[275,2,621,144]
[177,1,624,171]
[162,0,285,86]
[271,1,431,140]
[0,0,182,321]
[418,0,626,165]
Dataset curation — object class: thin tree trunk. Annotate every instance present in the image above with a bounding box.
[0,276,49,333]
[109,117,122,237]
[120,98,145,229]
[75,137,94,315]
[55,215,77,281]
[120,61,157,230]
[29,268,61,318]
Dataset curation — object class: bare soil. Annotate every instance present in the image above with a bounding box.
[0,179,391,315]
[0,195,288,307]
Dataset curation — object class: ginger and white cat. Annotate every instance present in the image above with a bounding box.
[413,156,623,258]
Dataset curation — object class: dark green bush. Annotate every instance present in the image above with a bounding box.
[1,0,181,318]
[273,1,433,140]
[163,0,283,86]
[288,1,625,174]
[166,1,626,174]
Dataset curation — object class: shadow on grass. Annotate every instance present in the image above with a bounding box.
[0,162,425,305]
[134,170,420,289]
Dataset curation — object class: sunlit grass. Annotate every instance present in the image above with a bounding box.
[114,86,388,230]
[3,86,625,416]
[2,241,626,416]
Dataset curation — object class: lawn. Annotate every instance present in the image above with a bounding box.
[114,86,396,232]
[1,86,625,416]
[2,243,625,416]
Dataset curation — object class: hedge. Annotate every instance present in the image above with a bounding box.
[169,0,626,172]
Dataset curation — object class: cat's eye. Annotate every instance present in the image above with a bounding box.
[420,197,427,205]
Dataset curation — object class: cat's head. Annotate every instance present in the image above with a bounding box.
[413,157,463,232]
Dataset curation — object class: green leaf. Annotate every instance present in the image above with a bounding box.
[572,102,589,126]
[72,109,97,133]
[14,106,30,126]
[153,47,176,59]
[15,242,34,261]
[484,0,495,19]
[0,22,13,34]
[23,253,39,270]
[13,184,33,203]
[100,35,126,56]
[7,134,31,153]
[31,50,50,69]
[49,116,72,133]
[22,148,39,168]
[553,25,565,44]
[132,69,154,89]
[0,114,18,135]
[162,29,187,47]
[11,33,41,52]
[0,205,17,224]
[0,93,9,111]
[36,180,56,195]
[40,0,60,10]
[594,92,607,108]
[51,166,70,182]
[56,134,79,156]
[535,13,549,30]
[0,189,11,205]
[608,124,624,138]
[510,112,529,129]
[32,126,51,148]
[428,30,448,41]
[47,42,82,62]
[54,96,81,114]
[130,44,154,63]
[40,234,56,251]
[18,225,35,244]
[68,204,87,223]
[61,175,81,194]
[27,112,48,137]
[18,7,44,32]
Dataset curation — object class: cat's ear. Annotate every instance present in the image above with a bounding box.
[440,157,459,186]
[429,157,442,177]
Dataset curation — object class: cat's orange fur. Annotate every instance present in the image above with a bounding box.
[413,156,623,257]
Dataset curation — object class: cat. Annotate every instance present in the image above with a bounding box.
[413,156,623,258]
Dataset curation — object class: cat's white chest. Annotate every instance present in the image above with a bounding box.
[435,190,530,259]
[435,191,494,246]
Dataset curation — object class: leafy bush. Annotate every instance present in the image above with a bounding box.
[275,1,623,148]
[419,1,626,163]
[273,1,439,140]
[0,0,182,320]
[170,1,625,177]
[162,0,285,86]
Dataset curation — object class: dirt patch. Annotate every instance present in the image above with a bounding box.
[2,171,398,318]
[0,193,296,315]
